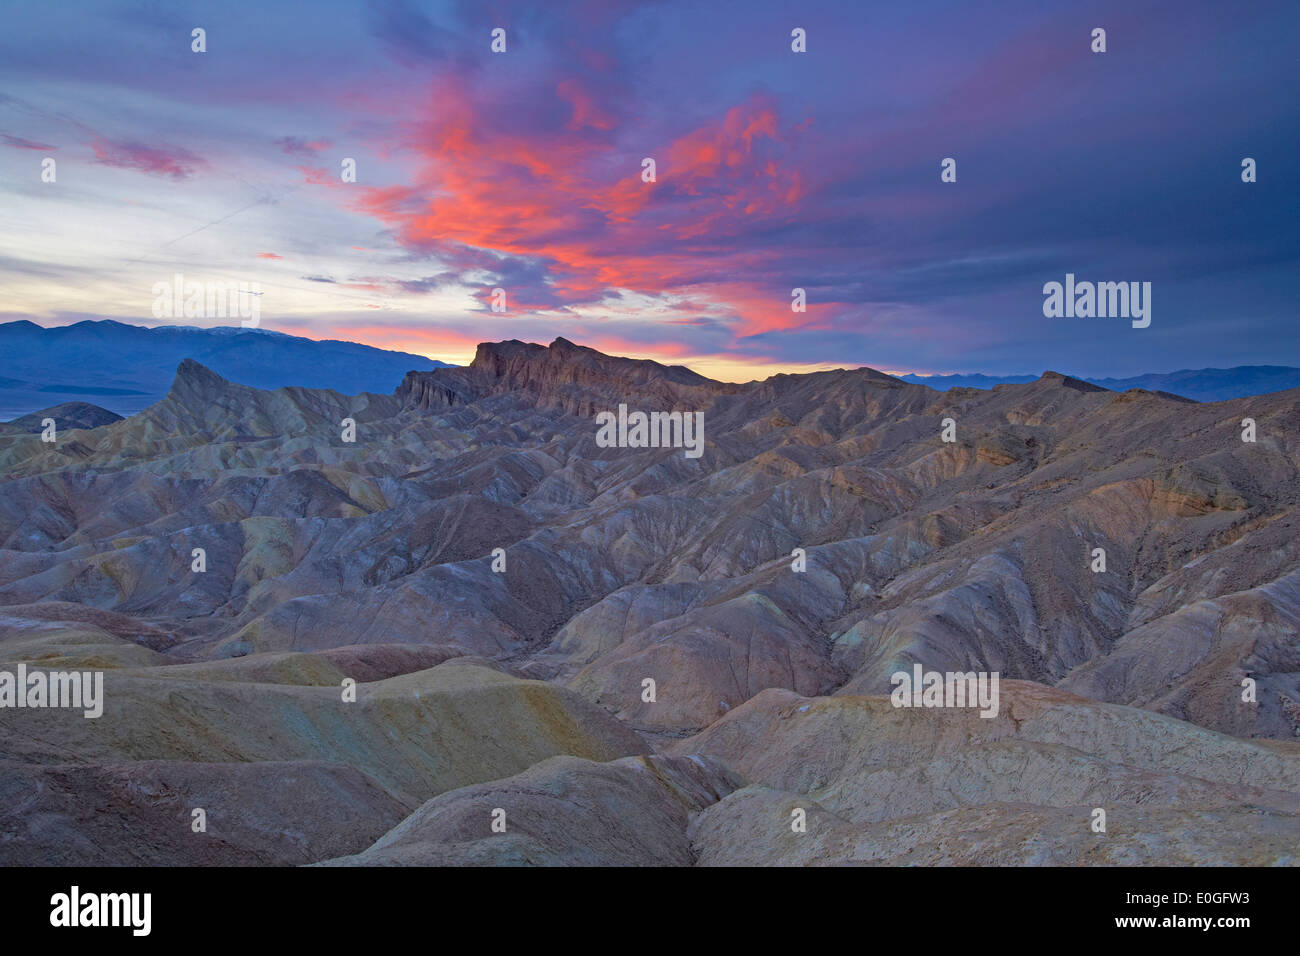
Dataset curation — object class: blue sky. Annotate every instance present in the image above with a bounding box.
[1,0,1297,380]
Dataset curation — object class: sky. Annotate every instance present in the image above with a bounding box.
[1,0,1297,381]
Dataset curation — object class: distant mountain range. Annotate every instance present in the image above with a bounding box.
[0,319,452,419]
[4,319,1298,422]
[898,366,1300,402]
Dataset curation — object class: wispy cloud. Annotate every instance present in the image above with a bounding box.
[1,133,55,151]
[89,136,206,179]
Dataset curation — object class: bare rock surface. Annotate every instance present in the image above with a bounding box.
[0,659,648,807]
[2,338,1298,864]
[672,683,1300,864]
[0,758,412,866]
[320,754,740,866]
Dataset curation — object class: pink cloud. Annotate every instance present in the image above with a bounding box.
[333,82,813,335]
[89,137,206,179]
[2,134,55,151]
[276,136,332,157]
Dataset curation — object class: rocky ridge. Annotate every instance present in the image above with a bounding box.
[1,337,1297,865]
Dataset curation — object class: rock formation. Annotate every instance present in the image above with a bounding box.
[2,338,1297,865]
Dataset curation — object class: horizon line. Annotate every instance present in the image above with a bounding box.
[3,315,1297,386]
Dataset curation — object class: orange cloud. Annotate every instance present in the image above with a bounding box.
[330,82,816,337]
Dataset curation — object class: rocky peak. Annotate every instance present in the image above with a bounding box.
[172,358,231,393]
[402,337,738,413]
[157,359,240,423]
[1038,370,1108,392]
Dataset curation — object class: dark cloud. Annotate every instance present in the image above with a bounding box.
[1,133,55,151]
[1,0,1297,375]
